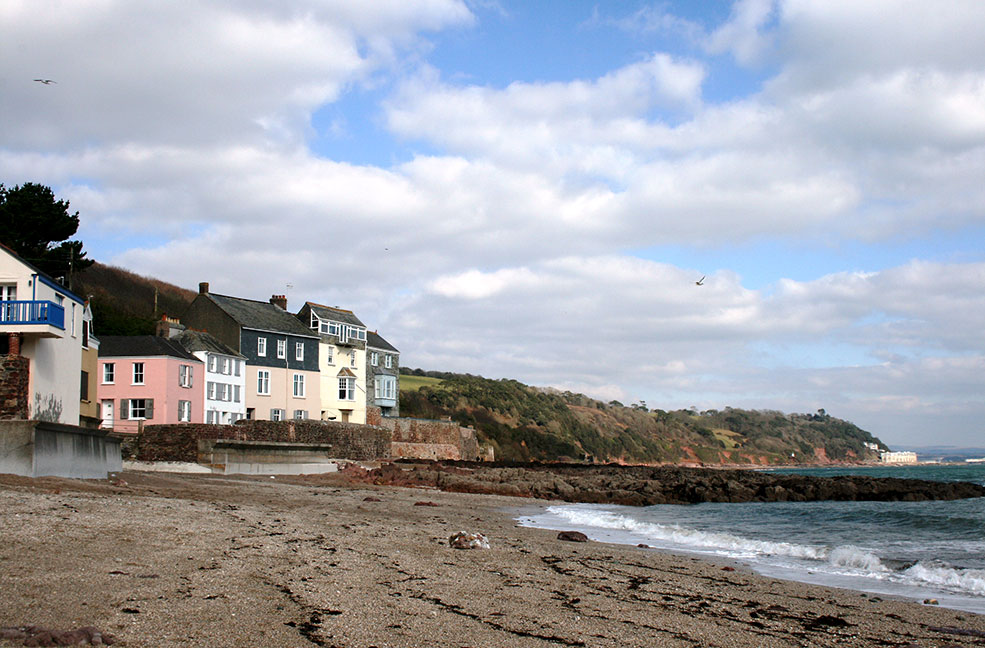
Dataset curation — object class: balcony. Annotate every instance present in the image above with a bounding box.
[0,300,66,338]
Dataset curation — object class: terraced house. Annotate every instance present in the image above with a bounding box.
[296,302,367,423]
[181,284,319,421]
[366,331,399,418]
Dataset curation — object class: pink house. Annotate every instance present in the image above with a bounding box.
[97,335,204,433]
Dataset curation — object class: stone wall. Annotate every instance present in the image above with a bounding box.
[0,354,30,420]
[130,419,390,463]
[378,417,486,461]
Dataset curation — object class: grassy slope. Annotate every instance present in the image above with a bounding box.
[399,371,886,465]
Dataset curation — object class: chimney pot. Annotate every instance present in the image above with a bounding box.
[270,294,287,310]
[199,282,209,295]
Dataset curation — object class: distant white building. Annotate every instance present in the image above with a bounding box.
[174,329,247,424]
[880,451,918,464]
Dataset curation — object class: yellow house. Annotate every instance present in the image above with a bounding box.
[296,302,367,424]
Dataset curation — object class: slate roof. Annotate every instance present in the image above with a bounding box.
[367,331,398,353]
[98,335,202,362]
[306,302,366,328]
[174,329,245,358]
[207,293,318,338]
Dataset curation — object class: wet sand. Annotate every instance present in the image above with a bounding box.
[2,470,983,647]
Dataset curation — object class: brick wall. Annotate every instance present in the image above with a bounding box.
[131,419,391,462]
[0,354,30,420]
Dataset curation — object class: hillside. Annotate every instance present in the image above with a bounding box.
[399,370,886,465]
[75,262,196,335]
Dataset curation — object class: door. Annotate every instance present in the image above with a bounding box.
[101,400,114,429]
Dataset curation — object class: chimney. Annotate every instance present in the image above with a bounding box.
[270,294,287,310]
[199,282,209,295]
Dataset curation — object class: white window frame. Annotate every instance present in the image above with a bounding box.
[257,370,270,395]
[293,373,305,398]
[326,346,335,365]
[295,342,304,361]
[350,351,356,368]
[208,381,217,400]
[132,362,144,385]
[271,408,284,421]
[257,337,267,357]
[179,364,193,388]
[276,339,286,359]
[222,357,230,374]
[102,363,115,384]
[127,398,152,420]
[208,355,218,372]
[385,354,393,369]
[371,351,378,366]
[338,376,355,401]
[178,400,191,422]
[293,409,307,420]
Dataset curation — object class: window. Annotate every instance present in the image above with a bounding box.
[132,362,144,385]
[207,381,217,399]
[325,346,334,364]
[80,370,89,401]
[0,284,16,301]
[208,356,218,372]
[385,354,393,369]
[125,398,154,420]
[233,360,241,376]
[293,410,308,420]
[276,339,286,359]
[206,410,218,424]
[178,400,191,422]
[82,320,89,349]
[221,384,231,401]
[257,337,267,357]
[257,370,270,395]
[270,408,285,421]
[338,376,355,401]
[179,365,193,388]
[233,385,241,403]
[293,373,305,398]
[350,351,356,368]
[102,363,115,384]
[222,358,230,374]
[295,341,304,361]
[375,375,396,400]
[371,351,378,366]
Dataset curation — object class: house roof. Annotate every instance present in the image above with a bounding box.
[367,331,398,353]
[305,302,366,328]
[174,329,245,358]
[206,293,318,338]
[98,335,202,361]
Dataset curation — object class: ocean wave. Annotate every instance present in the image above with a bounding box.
[903,563,985,596]
[544,506,827,561]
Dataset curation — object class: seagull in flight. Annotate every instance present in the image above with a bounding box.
[695,275,705,286]
[34,78,56,84]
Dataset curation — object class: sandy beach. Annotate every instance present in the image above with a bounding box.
[2,470,984,648]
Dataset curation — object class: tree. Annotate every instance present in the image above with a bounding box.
[0,182,94,286]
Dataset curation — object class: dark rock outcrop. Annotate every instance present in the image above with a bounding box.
[359,462,985,506]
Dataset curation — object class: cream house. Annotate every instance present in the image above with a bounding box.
[296,302,367,424]
[0,244,85,424]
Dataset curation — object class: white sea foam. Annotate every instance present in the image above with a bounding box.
[903,563,985,595]
[544,506,827,561]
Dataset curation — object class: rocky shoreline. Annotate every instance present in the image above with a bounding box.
[351,461,985,506]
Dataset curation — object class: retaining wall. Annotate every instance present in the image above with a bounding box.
[378,417,484,461]
[0,419,122,478]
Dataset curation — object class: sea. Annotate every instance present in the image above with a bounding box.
[516,463,985,614]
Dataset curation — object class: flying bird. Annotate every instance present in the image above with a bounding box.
[695,275,705,286]
[34,79,56,84]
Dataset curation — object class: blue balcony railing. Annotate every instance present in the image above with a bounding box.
[0,300,66,330]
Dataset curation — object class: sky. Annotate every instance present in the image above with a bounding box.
[2,0,984,448]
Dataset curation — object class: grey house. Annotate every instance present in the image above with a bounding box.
[366,330,399,418]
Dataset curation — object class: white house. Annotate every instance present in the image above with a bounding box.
[0,244,85,424]
[174,329,247,424]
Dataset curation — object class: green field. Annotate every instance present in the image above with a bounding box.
[399,375,444,392]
